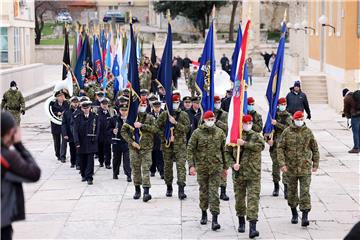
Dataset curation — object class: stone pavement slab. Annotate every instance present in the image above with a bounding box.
[12,75,359,239]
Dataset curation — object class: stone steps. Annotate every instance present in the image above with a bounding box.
[300,73,328,104]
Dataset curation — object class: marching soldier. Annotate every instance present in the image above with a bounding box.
[156,94,190,200]
[93,91,104,107]
[220,89,232,112]
[278,111,320,227]
[50,91,69,162]
[187,96,202,137]
[105,75,115,101]
[187,111,227,231]
[225,115,265,238]
[110,103,132,182]
[62,96,80,168]
[182,96,192,111]
[149,100,164,178]
[1,81,25,125]
[140,68,152,91]
[73,100,99,185]
[140,89,150,97]
[121,97,157,202]
[247,97,263,133]
[265,97,292,198]
[214,96,229,201]
[97,98,113,169]
[187,66,198,97]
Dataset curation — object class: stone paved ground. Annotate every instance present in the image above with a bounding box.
[13,73,359,239]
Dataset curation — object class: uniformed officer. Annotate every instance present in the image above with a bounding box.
[225,115,265,238]
[50,91,69,162]
[62,96,80,168]
[214,96,229,201]
[187,96,202,137]
[156,95,190,200]
[187,66,198,97]
[220,89,232,112]
[265,97,292,198]
[105,75,115,101]
[147,94,158,113]
[182,96,192,111]
[97,98,113,169]
[140,89,150,98]
[278,111,320,227]
[149,100,164,178]
[93,91,104,108]
[140,68,152,91]
[188,111,227,231]
[121,96,157,202]
[247,97,263,133]
[1,81,25,125]
[73,100,99,185]
[110,104,132,182]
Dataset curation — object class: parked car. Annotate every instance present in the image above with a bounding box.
[56,11,72,23]
[102,11,139,23]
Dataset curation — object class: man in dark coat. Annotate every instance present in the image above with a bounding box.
[286,81,311,119]
[1,111,41,240]
[50,91,69,162]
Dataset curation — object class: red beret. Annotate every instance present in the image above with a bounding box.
[278,97,286,105]
[293,111,304,120]
[247,97,255,104]
[242,114,253,123]
[172,95,180,102]
[126,82,131,89]
[203,111,215,120]
[214,96,221,103]
[140,96,148,105]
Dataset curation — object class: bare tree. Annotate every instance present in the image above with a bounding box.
[228,1,239,42]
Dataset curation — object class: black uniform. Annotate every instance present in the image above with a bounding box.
[150,109,164,176]
[50,100,69,161]
[73,112,99,181]
[61,106,78,167]
[110,116,131,178]
[185,107,201,142]
[221,97,231,112]
[97,108,113,167]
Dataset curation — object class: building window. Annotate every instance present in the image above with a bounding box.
[328,0,333,36]
[109,6,113,10]
[0,27,8,63]
[336,1,343,37]
[14,27,21,63]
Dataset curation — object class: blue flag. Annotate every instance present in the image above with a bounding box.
[112,54,120,97]
[74,34,90,89]
[157,23,173,146]
[100,29,106,51]
[126,23,141,144]
[92,35,103,83]
[263,22,287,135]
[196,21,215,112]
[230,25,242,82]
[102,33,112,89]
[121,36,131,89]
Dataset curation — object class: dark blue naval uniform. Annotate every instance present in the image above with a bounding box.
[73,112,99,181]
[97,108,113,167]
[61,106,78,167]
[149,109,164,176]
[50,100,69,161]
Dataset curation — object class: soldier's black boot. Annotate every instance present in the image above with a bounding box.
[238,216,245,233]
[220,186,229,201]
[284,184,288,199]
[143,187,152,202]
[211,214,221,231]
[133,186,141,200]
[291,208,298,224]
[178,185,187,200]
[272,182,279,196]
[200,210,207,225]
[249,220,259,239]
[301,210,310,227]
[166,184,173,197]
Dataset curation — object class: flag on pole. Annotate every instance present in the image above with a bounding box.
[226,20,251,145]
[76,33,83,58]
[263,22,287,135]
[136,34,142,64]
[62,30,70,80]
[70,32,78,69]
[74,34,90,89]
[157,23,173,146]
[195,21,215,112]
[102,33,112,89]
[112,54,120,97]
[114,33,123,92]
[92,34,103,83]
[230,25,242,82]
[121,35,131,89]
[151,43,156,65]
[126,23,141,144]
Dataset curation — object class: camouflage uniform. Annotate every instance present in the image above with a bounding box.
[249,110,263,133]
[140,71,152,91]
[1,88,25,125]
[188,71,197,97]
[105,81,114,102]
[156,108,190,187]
[121,112,157,188]
[277,123,320,211]
[214,108,228,188]
[269,109,292,184]
[187,125,227,215]
[84,85,96,101]
[225,130,265,221]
